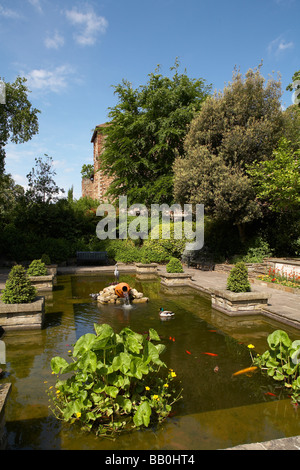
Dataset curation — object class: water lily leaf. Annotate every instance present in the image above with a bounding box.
[133,401,151,427]
[149,328,160,342]
[51,356,71,374]
[93,323,115,349]
[73,333,96,357]
[78,350,97,373]
[105,385,119,398]
[267,330,292,350]
[116,396,132,413]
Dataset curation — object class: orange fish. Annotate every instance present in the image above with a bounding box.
[208,330,217,332]
[201,352,218,357]
[169,336,175,342]
[265,392,277,397]
[232,366,258,377]
[185,350,191,355]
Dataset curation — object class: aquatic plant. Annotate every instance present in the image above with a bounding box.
[1,265,37,304]
[48,324,182,436]
[252,330,300,404]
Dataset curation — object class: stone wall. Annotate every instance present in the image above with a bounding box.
[214,262,268,277]
[81,123,114,202]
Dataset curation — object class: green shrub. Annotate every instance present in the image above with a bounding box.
[27,259,48,276]
[113,240,142,263]
[48,323,182,436]
[241,236,272,263]
[41,253,51,265]
[166,257,184,273]
[1,265,37,304]
[227,262,251,292]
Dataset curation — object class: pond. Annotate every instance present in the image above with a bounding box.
[2,272,300,450]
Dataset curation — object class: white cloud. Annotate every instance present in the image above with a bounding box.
[65,6,108,46]
[25,65,75,94]
[267,35,294,57]
[45,31,65,49]
[28,0,43,13]
[0,5,21,19]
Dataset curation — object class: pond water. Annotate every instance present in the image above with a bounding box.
[2,273,300,450]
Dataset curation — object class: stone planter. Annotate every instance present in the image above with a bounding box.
[46,264,58,277]
[135,263,157,274]
[0,296,45,330]
[211,288,269,316]
[135,263,158,280]
[159,272,192,287]
[28,275,54,291]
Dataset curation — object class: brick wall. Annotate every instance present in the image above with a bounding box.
[81,123,113,202]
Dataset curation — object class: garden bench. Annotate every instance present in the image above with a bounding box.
[189,258,215,271]
[76,251,108,266]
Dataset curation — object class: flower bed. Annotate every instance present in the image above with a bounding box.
[258,266,300,290]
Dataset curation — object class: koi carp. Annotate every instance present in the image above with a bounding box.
[201,352,218,357]
[232,366,258,377]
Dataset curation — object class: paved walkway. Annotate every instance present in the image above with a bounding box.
[1,263,299,450]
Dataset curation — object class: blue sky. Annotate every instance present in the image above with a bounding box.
[1,0,299,199]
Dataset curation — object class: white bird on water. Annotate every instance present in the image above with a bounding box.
[114,264,119,282]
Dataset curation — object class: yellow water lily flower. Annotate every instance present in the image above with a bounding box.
[247,344,255,349]
[152,395,159,400]
[163,383,169,388]
[76,412,81,418]
[145,386,150,391]
[171,371,176,378]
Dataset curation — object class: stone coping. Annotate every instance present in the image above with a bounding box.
[267,257,300,267]
[135,262,158,267]
[0,296,45,312]
[159,272,192,279]
[28,275,54,281]
[210,288,269,301]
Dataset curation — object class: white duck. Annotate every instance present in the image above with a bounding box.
[159,307,175,317]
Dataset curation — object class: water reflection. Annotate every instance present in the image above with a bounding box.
[1,273,300,450]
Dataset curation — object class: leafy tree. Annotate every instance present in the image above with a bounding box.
[183,64,283,168]
[286,70,300,107]
[282,104,300,151]
[174,65,284,241]
[0,173,24,224]
[99,61,211,206]
[26,154,64,203]
[246,138,300,214]
[0,76,40,174]
[81,164,94,180]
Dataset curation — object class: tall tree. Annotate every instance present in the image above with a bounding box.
[0,76,40,174]
[286,70,300,107]
[246,138,300,214]
[26,154,64,203]
[99,61,211,206]
[174,65,285,241]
